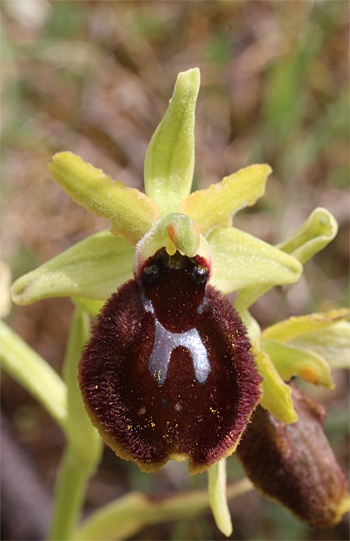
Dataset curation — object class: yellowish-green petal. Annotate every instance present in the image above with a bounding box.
[253,343,298,424]
[144,68,200,216]
[288,321,350,369]
[277,207,338,264]
[48,152,160,245]
[261,339,334,389]
[261,309,350,342]
[208,227,302,295]
[11,230,135,305]
[179,164,272,237]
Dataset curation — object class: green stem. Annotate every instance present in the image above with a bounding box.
[48,446,89,541]
[0,321,67,429]
[73,478,253,541]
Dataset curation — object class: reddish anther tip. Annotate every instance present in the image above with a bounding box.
[79,248,262,473]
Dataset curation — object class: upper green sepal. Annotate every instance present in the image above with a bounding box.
[11,230,135,305]
[144,68,200,216]
[48,152,160,245]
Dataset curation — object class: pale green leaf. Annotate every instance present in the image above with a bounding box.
[180,164,271,237]
[253,343,298,424]
[11,230,135,304]
[208,459,233,537]
[0,321,67,429]
[261,339,334,388]
[49,152,159,244]
[289,321,350,369]
[144,68,200,216]
[208,227,302,295]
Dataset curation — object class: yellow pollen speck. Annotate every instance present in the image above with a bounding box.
[151,421,155,428]
[95,385,98,389]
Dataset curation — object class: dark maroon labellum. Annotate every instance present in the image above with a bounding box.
[79,248,262,474]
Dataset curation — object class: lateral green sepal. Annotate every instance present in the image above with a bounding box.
[11,230,135,305]
[208,227,302,295]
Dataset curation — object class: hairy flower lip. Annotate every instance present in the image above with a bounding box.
[78,250,262,475]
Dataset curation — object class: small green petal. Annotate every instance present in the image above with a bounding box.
[289,321,350,369]
[253,343,298,424]
[144,68,200,216]
[48,152,160,245]
[261,339,334,389]
[208,227,302,295]
[277,207,338,264]
[179,165,272,237]
[261,309,350,342]
[11,230,135,305]
[208,459,233,537]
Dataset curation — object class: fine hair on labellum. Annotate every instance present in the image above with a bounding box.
[79,248,262,474]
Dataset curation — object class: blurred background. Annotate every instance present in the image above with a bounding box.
[1,1,349,540]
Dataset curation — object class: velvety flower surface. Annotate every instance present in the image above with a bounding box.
[79,248,262,473]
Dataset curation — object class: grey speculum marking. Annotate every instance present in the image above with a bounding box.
[143,297,211,386]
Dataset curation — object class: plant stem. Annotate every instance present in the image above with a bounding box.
[48,446,89,541]
[73,478,253,541]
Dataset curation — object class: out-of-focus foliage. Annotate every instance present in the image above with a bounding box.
[1,2,348,540]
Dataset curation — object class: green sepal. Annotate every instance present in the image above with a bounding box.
[63,308,102,472]
[253,342,298,424]
[180,164,272,237]
[235,208,338,312]
[11,230,135,305]
[276,207,338,264]
[48,152,160,245]
[261,339,334,389]
[207,459,233,537]
[208,227,302,295]
[288,321,350,369]
[261,309,350,342]
[144,68,200,216]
